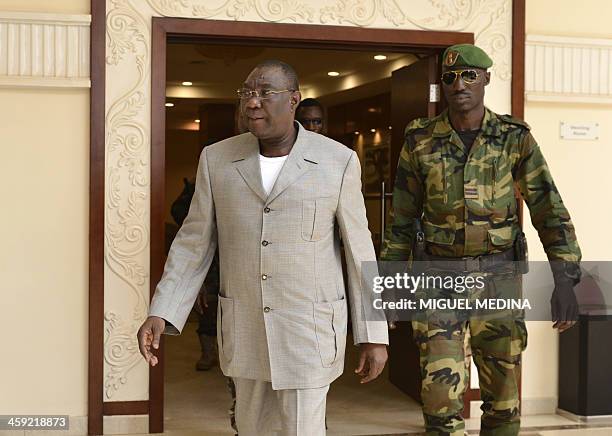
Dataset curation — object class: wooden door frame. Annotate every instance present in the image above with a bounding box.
[89,1,526,433]
[152,22,471,434]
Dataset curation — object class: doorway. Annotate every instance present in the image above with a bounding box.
[162,42,441,435]
[148,20,473,434]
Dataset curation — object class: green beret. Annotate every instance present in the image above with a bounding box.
[442,44,493,69]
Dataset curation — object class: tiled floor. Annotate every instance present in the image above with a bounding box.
[150,321,612,436]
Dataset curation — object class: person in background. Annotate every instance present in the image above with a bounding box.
[295,97,325,134]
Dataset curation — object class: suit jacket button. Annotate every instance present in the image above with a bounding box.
[262,240,269,246]
[264,207,271,213]
[262,274,268,280]
[263,306,271,313]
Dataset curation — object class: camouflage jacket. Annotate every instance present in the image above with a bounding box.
[381,108,581,261]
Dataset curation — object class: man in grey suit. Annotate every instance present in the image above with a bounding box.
[138,60,389,435]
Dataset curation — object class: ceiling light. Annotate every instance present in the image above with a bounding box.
[370,128,376,133]
[195,119,201,123]
[165,102,174,107]
[327,71,340,77]
[182,81,193,86]
[388,126,392,129]
[354,131,360,135]
[374,55,387,61]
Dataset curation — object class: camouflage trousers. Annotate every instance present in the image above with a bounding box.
[412,274,527,436]
[227,377,238,434]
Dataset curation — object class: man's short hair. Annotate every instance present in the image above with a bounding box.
[255,59,299,91]
[297,98,324,112]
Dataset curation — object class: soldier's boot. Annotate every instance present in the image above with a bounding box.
[473,356,521,436]
[422,413,465,436]
[195,334,218,371]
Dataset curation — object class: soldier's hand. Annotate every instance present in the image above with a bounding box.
[551,281,578,333]
[137,316,166,366]
[355,343,388,383]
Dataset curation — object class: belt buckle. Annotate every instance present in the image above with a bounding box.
[462,256,481,273]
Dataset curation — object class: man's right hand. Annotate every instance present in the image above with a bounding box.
[137,316,166,366]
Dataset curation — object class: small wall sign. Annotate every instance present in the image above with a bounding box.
[560,122,600,140]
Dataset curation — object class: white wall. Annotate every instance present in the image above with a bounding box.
[0,0,89,14]
[526,0,612,39]
[521,0,612,412]
[0,87,89,415]
[0,0,90,417]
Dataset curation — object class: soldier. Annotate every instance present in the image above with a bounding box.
[381,44,581,435]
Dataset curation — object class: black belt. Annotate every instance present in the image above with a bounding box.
[420,248,515,274]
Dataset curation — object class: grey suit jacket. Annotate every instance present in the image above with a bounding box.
[149,122,388,390]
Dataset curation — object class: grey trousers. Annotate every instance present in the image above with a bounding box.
[233,377,329,436]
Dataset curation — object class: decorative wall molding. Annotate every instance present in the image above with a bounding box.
[104,0,151,401]
[526,34,612,104]
[143,0,511,81]
[0,12,91,88]
[103,0,513,400]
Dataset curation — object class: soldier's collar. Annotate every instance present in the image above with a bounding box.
[432,108,501,138]
[480,108,502,137]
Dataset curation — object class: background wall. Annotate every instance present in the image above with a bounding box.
[527,0,612,39]
[521,0,612,412]
[0,0,90,420]
[0,89,89,415]
[0,0,89,14]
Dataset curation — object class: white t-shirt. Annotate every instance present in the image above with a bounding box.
[259,154,288,195]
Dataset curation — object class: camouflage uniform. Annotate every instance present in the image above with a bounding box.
[381,108,581,435]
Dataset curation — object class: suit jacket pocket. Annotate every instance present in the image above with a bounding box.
[314,298,348,368]
[302,197,336,241]
[217,296,235,362]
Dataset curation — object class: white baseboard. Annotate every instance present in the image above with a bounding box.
[10,416,88,435]
[557,408,612,424]
[5,415,148,436]
[102,415,149,435]
[469,396,558,417]
[522,397,558,415]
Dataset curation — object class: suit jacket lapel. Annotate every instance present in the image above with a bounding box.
[233,134,268,202]
[266,123,315,203]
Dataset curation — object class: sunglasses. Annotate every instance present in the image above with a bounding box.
[441,69,481,85]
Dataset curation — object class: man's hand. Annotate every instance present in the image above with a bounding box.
[137,316,166,366]
[551,281,579,333]
[194,286,208,315]
[355,343,388,383]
